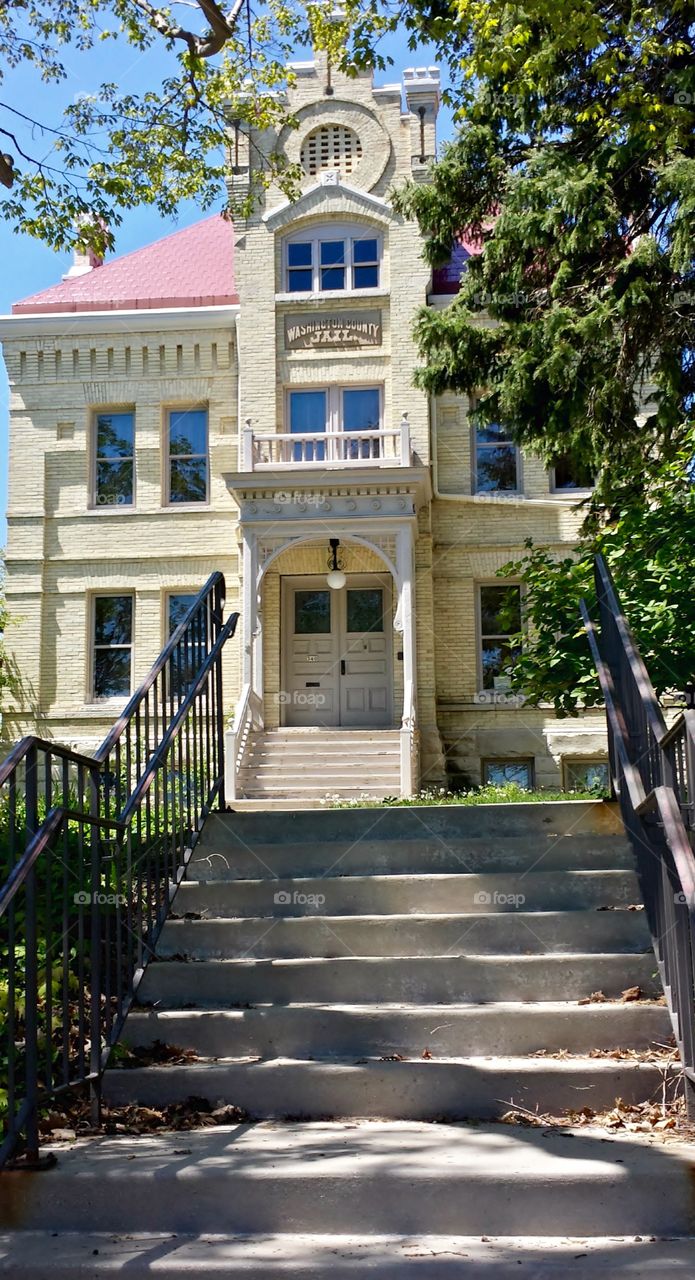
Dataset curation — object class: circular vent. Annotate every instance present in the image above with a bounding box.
[301,124,363,177]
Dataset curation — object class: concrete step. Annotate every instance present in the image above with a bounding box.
[208,802,624,847]
[228,799,334,811]
[239,784,400,799]
[104,1052,679,1118]
[120,1001,672,1060]
[137,953,660,1007]
[173,870,640,913]
[158,911,652,959]
[239,761,400,775]
[5,1122,695,1237]
[250,730,402,742]
[103,1055,679,1120]
[244,741,402,757]
[187,834,634,879]
[2,1232,695,1278]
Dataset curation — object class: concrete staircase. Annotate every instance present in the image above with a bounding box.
[236,727,401,802]
[2,800,694,1276]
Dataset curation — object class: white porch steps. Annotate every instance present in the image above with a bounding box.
[4,800,695,1276]
[236,728,401,800]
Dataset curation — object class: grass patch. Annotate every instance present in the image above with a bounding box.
[327,782,610,808]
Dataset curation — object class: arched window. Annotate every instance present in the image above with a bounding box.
[301,125,363,177]
[284,223,381,295]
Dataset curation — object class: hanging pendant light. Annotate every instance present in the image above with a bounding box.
[326,538,346,590]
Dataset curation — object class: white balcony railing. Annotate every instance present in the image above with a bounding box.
[241,416,412,471]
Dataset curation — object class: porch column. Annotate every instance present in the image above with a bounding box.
[241,531,258,689]
[395,526,418,794]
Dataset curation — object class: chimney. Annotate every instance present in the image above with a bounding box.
[403,66,441,178]
[62,245,103,280]
[62,215,106,279]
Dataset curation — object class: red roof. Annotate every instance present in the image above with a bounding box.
[12,215,238,315]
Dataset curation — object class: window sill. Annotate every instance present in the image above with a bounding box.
[86,505,136,516]
[82,698,131,714]
[548,488,594,499]
[275,288,390,304]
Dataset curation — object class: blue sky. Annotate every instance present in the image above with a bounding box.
[0,21,453,543]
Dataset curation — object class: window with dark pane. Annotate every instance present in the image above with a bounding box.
[294,590,331,634]
[482,759,533,788]
[287,242,313,292]
[93,595,132,699]
[95,411,134,507]
[320,240,346,290]
[343,387,380,459]
[168,592,203,700]
[168,409,208,503]
[551,452,594,491]
[474,423,519,492]
[352,237,379,289]
[347,589,384,633]
[289,390,327,462]
[479,585,521,689]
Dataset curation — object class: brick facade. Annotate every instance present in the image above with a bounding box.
[0,54,607,790]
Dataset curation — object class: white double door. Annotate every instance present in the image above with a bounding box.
[282,574,393,727]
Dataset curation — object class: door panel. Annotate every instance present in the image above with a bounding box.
[283,576,392,727]
[285,585,340,726]
[340,583,390,727]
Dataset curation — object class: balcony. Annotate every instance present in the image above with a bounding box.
[241,416,412,471]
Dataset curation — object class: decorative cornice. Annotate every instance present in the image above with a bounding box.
[263,179,396,232]
[0,304,239,341]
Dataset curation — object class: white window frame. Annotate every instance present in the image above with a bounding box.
[472,421,522,495]
[90,407,135,511]
[283,224,382,296]
[89,591,134,703]
[164,405,210,507]
[477,582,523,694]
[286,385,383,436]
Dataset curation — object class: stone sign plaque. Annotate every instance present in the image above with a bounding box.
[285,310,382,351]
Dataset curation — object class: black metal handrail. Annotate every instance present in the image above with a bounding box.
[581,554,695,1106]
[0,572,238,1167]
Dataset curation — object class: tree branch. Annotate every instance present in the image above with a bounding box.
[126,0,247,58]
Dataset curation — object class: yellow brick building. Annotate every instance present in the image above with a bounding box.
[0,55,607,798]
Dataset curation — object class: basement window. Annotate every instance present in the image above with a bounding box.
[482,759,534,789]
[563,759,610,792]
